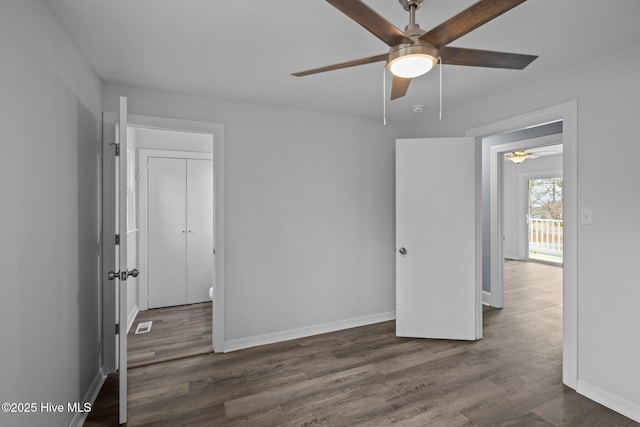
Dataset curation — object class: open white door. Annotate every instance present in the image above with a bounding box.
[102,97,134,424]
[396,137,481,340]
[116,97,130,424]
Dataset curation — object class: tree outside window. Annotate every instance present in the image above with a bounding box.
[529,178,563,220]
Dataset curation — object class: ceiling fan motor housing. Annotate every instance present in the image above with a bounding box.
[399,0,424,12]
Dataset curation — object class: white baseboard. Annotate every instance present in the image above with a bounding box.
[482,290,492,306]
[224,311,396,353]
[577,380,640,423]
[69,368,106,427]
[127,305,139,333]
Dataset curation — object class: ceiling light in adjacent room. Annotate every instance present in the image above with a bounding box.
[505,151,532,164]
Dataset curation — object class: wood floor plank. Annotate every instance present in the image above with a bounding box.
[86,261,639,426]
[127,302,212,367]
[224,364,380,418]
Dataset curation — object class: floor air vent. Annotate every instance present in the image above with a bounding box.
[135,321,153,334]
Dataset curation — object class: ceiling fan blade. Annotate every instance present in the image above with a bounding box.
[291,53,388,77]
[326,0,412,46]
[420,0,527,48]
[439,47,537,70]
[390,75,412,100]
[530,151,558,156]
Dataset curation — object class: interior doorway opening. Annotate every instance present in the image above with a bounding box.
[482,120,565,386]
[481,120,565,378]
[126,126,215,366]
[495,129,565,307]
[467,100,577,388]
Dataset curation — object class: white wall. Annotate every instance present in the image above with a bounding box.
[416,41,640,420]
[503,154,563,259]
[0,1,103,426]
[103,83,415,344]
[133,127,213,153]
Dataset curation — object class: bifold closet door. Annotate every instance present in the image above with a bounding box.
[148,157,187,308]
[186,159,214,304]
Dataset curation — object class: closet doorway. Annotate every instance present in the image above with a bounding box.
[147,155,213,308]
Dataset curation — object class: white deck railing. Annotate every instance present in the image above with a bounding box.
[529,218,564,253]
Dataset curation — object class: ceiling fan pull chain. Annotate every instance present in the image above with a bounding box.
[383,67,387,126]
[439,56,443,120]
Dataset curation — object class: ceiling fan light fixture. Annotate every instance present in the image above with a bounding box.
[388,54,435,78]
[507,152,531,164]
[509,156,527,164]
[387,42,438,78]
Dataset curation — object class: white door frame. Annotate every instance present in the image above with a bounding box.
[488,133,563,308]
[138,150,213,311]
[102,113,225,353]
[466,100,578,390]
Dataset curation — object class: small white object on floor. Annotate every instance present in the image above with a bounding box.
[209,286,213,301]
[135,321,153,334]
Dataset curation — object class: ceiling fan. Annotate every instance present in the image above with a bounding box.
[292,0,537,100]
[504,149,558,164]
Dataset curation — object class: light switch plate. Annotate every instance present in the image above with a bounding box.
[581,207,593,225]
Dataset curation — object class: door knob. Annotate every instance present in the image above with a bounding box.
[399,247,407,255]
[107,269,139,280]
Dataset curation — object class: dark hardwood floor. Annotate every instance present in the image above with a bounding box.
[85,261,638,426]
[128,302,212,368]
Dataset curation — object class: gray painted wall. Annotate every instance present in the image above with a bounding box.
[0,1,103,426]
[103,82,416,344]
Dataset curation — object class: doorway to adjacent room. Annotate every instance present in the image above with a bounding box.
[129,130,215,366]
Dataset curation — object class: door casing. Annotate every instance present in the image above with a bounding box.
[466,100,578,390]
[102,113,225,355]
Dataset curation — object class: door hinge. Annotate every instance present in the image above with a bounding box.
[114,143,120,157]
[115,234,120,245]
[115,324,120,335]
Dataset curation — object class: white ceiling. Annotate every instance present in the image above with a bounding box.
[45,0,640,122]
